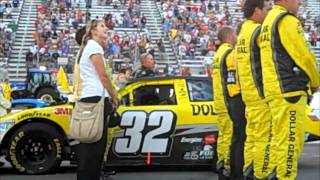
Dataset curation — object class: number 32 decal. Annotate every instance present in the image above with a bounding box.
[114,110,177,156]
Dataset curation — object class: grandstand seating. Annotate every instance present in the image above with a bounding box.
[0,0,23,81]
[1,0,319,81]
[7,0,39,82]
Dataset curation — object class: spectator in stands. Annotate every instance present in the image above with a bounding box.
[8,20,17,33]
[26,50,34,67]
[4,3,12,19]
[140,13,146,28]
[2,79,11,101]
[157,38,166,61]
[146,40,155,57]
[310,30,317,46]
[0,4,4,19]
[0,85,11,117]
[181,67,190,77]
[12,0,19,8]
[105,0,112,5]
[115,69,128,89]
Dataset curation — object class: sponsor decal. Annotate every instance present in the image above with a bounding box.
[237,39,248,54]
[191,104,215,116]
[178,87,187,97]
[227,70,236,84]
[286,110,296,177]
[260,26,270,42]
[212,63,220,70]
[183,145,214,160]
[17,111,51,121]
[183,151,200,160]
[0,121,14,134]
[262,119,272,173]
[113,110,177,157]
[9,131,25,172]
[199,145,214,160]
[175,124,218,136]
[0,121,14,142]
[54,108,72,115]
[54,138,62,159]
[180,137,202,144]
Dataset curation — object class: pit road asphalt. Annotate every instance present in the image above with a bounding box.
[0,142,319,180]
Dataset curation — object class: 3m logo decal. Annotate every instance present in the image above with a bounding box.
[54,108,72,115]
[227,70,236,84]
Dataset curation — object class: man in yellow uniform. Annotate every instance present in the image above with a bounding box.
[212,26,237,180]
[225,48,247,180]
[2,79,12,101]
[0,86,11,167]
[235,0,274,179]
[260,0,320,179]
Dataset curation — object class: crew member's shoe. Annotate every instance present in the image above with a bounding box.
[100,171,114,180]
[102,166,116,175]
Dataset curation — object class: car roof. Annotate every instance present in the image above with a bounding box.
[29,68,52,74]
[126,76,211,85]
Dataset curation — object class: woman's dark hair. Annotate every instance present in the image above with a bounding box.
[75,26,86,46]
[243,0,265,18]
[75,20,104,62]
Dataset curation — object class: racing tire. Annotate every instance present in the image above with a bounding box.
[36,88,59,103]
[7,122,64,174]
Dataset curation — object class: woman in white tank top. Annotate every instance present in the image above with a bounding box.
[75,19,118,180]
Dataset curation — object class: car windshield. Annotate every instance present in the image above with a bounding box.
[31,73,51,84]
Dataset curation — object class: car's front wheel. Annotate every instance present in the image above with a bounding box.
[7,122,64,174]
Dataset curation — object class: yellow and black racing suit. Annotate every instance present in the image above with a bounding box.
[260,5,320,180]
[236,20,275,179]
[212,43,233,178]
[225,49,247,180]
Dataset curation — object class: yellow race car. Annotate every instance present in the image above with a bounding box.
[0,77,217,174]
[0,77,318,174]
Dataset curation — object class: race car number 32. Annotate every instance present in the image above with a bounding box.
[114,110,177,156]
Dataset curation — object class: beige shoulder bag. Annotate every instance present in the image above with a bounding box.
[69,51,105,143]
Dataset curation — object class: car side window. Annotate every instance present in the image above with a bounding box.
[133,85,176,106]
[120,94,130,106]
[187,79,213,101]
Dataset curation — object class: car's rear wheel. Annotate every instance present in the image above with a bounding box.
[36,88,59,103]
[7,122,64,174]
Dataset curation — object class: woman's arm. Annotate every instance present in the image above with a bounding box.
[90,54,118,107]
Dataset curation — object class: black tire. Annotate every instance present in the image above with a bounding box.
[36,88,59,103]
[11,90,26,99]
[11,91,20,99]
[7,122,64,174]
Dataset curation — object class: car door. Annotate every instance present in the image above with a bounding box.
[108,79,179,165]
[108,78,218,166]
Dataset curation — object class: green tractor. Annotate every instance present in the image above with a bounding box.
[10,68,61,103]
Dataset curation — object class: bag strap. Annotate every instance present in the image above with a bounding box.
[74,45,107,101]
[73,51,82,102]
